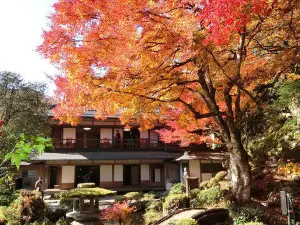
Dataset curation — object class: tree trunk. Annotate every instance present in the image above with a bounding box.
[227,142,252,202]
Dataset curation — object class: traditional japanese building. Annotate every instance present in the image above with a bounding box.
[18,109,227,191]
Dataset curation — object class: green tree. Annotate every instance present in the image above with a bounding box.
[244,77,300,165]
[0,71,52,180]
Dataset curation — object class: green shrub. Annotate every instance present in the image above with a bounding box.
[190,186,221,208]
[115,195,127,202]
[163,194,188,215]
[208,177,219,187]
[228,202,264,225]
[144,209,163,225]
[214,171,228,182]
[199,181,210,189]
[77,183,95,188]
[142,192,156,201]
[124,192,143,200]
[3,198,22,225]
[56,217,73,225]
[143,192,163,224]
[2,190,47,225]
[167,218,198,225]
[244,223,264,225]
[0,189,12,206]
[25,219,53,225]
[169,183,185,195]
[0,206,7,223]
[146,199,162,212]
[0,189,19,206]
[189,188,201,199]
[45,208,67,223]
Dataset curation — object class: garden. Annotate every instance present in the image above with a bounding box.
[1,167,300,225]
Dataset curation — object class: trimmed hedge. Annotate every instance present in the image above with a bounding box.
[198,171,228,190]
[163,194,189,215]
[190,186,221,208]
[214,171,227,182]
[199,181,210,189]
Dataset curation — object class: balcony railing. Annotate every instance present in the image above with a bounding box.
[52,138,179,151]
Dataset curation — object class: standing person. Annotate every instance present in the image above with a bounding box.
[35,177,44,199]
[114,130,121,147]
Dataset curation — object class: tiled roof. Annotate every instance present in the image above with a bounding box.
[30,151,181,161]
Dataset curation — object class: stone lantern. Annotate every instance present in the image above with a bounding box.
[61,183,116,225]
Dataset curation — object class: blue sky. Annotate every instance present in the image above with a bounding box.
[0,0,58,94]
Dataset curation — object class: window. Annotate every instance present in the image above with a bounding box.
[63,128,76,144]
[151,168,161,182]
[151,165,163,183]
[22,170,37,178]
[200,163,225,173]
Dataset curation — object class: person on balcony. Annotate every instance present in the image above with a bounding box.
[114,130,121,148]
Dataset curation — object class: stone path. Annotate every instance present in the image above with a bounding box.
[158,209,205,225]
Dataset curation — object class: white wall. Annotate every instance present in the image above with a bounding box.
[114,165,123,182]
[189,160,201,179]
[100,128,113,143]
[63,128,76,144]
[100,165,113,182]
[61,166,75,183]
[155,169,161,182]
[141,164,150,181]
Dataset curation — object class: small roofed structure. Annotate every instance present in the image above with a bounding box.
[176,151,228,184]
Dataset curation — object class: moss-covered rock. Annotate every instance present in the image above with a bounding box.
[163,194,189,215]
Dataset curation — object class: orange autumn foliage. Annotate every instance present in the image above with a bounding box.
[38,0,300,201]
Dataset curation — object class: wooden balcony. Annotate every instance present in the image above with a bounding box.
[52,138,179,151]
